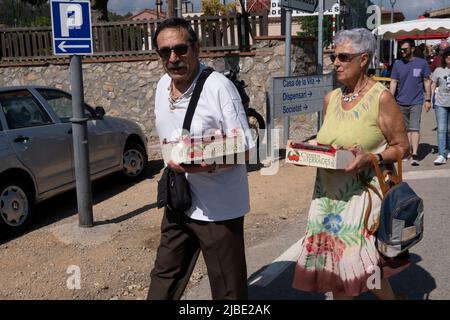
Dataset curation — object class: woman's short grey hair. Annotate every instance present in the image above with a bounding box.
[334,28,376,68]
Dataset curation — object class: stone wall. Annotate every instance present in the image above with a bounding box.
[0,37,319,160]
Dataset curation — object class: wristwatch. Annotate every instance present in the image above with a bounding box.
[425,99,431,102]
[376,153,384,164]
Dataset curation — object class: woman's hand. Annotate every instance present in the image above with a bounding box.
[345,145,371,173]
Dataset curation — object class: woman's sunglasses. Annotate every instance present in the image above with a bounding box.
[330,52,363,63]
[157,43,190,59]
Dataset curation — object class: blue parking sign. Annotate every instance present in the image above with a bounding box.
[50,0,93,55]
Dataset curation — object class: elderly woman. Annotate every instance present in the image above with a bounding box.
[292,28,410,300]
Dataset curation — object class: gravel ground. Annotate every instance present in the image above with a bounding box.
[0,160,316,300]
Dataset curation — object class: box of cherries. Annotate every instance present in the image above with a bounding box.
[286,140,355,170]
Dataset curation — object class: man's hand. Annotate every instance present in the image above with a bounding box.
[181,161,216,173]
[167,160,217,173]
[424,101,432,112]
[167,160,186,173]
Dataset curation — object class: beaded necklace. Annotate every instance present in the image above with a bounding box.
[342,77,369,103]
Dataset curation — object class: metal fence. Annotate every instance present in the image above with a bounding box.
[0,12,268,65]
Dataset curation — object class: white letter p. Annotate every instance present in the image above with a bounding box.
[60,4,83,37]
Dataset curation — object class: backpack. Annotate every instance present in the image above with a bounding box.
[363,150,424,258]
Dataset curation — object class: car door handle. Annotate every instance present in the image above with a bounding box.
[67,129,72,134]
[14,135,29,143]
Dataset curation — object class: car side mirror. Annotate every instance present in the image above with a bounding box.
[95,106,106,119]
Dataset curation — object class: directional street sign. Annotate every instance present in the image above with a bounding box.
[271,74,333,118]
[280,0,319,12]
[50,0,93,55]
[270,0,340,17]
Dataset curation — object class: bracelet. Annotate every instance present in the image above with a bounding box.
[425,99,431,102]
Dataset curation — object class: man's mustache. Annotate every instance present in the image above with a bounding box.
[167,63,187,70]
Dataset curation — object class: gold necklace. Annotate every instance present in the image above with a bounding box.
[342,78,369,103]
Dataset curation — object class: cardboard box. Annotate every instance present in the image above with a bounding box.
[285,140,355,170]
[161,134,246,164]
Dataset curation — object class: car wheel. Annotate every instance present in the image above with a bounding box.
[0,180,34,236]
[122,143,147,180]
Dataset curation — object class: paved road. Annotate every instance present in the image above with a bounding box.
[184,106,450,300]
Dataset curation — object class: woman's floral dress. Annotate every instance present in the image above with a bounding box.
[292,82,410,296]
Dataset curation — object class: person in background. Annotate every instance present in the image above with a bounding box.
[390,38,432,166]
[415,43,426,59]
[431,47,450,165]
[431,40,450,73]
[292,28,410,300]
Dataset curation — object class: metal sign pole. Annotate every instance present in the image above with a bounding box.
[70,55,93,228]
[317,0,324,130]
[177,0,182,17]
[284,9,292,146]
[51,0,94,228]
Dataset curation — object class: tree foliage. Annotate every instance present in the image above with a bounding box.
[201,0,236,16]
[298,16,334,48]
[0,0,50,27]
[14,0,110,24]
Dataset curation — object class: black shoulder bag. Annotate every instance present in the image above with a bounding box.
[157,67,214,213]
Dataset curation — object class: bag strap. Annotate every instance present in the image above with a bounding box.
[363,146,404,234]
[368,146,403,196]
[362,182,382,235]
[182,67,214,133]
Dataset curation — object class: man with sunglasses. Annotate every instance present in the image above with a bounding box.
[147,18,254,300]
[390,38,432,166]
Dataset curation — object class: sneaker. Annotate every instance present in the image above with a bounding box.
[434,155,447,165]
[447,153,450,159]
[411,154,420,166]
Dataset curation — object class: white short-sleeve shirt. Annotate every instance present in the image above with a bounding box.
[154,65,255,222]
[431,67,450,107]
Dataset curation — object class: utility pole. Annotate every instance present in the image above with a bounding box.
[376,0,382,75]
[283,8,292,144]
[167,0,176,18]
[177,0,182,17]
[389,0,397,65]
[317,0,324,129]
[156,0,163,19]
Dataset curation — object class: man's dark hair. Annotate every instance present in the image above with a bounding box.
[152,18,198,49]
[400,38,415,48]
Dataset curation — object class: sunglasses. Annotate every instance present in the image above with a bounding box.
[330,52,363,63]
[157,43,191,59]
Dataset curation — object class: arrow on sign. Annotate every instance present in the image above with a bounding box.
[58,41,90,52]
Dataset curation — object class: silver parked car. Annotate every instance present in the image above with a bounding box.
[0,86,148,235]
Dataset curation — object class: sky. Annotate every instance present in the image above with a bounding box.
[108,0,450,20]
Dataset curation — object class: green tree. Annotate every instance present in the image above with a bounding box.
[298,15,334,48]
[30,15,51,26]
[19,0,110,22]
[108,11,132,22]
[341,0,374,29]
[0,0,50,27]
[201,0,236,16]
